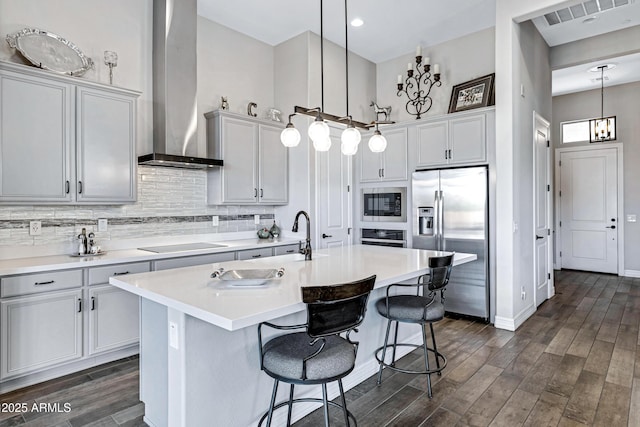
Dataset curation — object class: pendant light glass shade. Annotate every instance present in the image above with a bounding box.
[368,130,387,153]
[313,135,332,151]
[340,126,361,155]
[280,124,301,147]
[308,119,330,142]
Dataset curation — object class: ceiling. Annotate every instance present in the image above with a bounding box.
[197,0,640,95]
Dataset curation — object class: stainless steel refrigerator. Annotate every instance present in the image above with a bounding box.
[412,166,489,320]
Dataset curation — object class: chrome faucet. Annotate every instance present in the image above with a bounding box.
[292,210,312,260]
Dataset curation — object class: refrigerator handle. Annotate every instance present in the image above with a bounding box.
[439,190,445,251]
[434,190,440,248]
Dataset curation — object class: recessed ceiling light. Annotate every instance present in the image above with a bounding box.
[582,16,598,23]
[350,18,364,27]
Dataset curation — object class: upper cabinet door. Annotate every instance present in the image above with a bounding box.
[379,128,408,181]
[76,87,137,203]
[359,144,383,183]
[258,124,288,204]
[0,70,73,202]
[448,114,486,165]
[220,116,258,204]
[416,121,448,168]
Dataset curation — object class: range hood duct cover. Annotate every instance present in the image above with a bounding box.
[139,0,223,169]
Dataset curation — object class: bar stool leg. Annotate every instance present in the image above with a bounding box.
[286,384,295,426]
[338,379,350,427]
[321,384,330,427]
[430,323,442,374]
[421,324,433,398]
[391,320,399,366]
[377,318,393,385]
[266,379,279,426]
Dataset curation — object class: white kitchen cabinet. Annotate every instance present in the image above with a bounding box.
[206,110,288,205]
[1,289,83,379]
[274,244,300,256]
[88,285,139,355]
[75,86,137,203]
[0,61,139,204]
[236,247,274,260]
[416,112,486,168]
[359,128,408,182]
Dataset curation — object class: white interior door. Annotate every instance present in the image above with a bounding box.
[533,113,552,307]
[316,129,352,248]
[559,148,618,274]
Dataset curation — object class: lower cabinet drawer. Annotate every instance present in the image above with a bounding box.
[1,289,83,379]
[1,269,82,298]
[154,252,235,271]
[274,244,300,256]
[236,247,273,260]
[88,262,151,285]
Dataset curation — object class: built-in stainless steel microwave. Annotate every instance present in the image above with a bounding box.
[361,187,406,222]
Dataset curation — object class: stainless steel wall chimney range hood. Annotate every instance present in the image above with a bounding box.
[138,0,223,169]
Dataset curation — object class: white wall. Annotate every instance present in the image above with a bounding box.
[494,0,559,330]
[197,17,275,158]
[376,28,495,123]
[553,81,640,273]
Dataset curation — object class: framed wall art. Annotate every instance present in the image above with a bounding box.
[448,73,495,113]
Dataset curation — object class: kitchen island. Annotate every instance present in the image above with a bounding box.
[110,245,476,427]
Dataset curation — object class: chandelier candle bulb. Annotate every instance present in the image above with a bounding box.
[424,57,430,65]
[407,62,412,71]
[397,74,402,84]
[434,64,440,74]
[416,46,422,56]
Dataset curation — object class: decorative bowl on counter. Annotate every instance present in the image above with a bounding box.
[257,228,271,239]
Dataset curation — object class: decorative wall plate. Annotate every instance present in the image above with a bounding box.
[6,28,94,76]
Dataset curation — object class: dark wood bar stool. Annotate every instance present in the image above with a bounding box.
[257,275,376,426]
[374,254,453,398]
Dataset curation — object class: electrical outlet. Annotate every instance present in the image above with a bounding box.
[254,214,260,225]
[98,218,108,232]
[211,215,219,226]
[627,214,637,223]
[521,287,526,300]
[29,221,42,236]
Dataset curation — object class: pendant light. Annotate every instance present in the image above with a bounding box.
[280,0,389,155]
[589,64,616,143]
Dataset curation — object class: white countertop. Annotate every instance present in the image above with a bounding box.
[0,238,300,276]
[110,245,477,331]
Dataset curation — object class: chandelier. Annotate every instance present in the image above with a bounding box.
[396,46,442,119]
[589,64,616,143]
[280,0,388,155]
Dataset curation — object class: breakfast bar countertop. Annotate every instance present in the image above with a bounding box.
[109,244,477,331]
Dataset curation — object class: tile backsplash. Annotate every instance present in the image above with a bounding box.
[0,166,275,249]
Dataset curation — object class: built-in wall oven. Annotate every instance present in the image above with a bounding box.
[361,187,406,222]
[360,229,406,247]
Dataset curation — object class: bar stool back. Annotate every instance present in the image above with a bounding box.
[257,275,376,426]
[374,254,454,397]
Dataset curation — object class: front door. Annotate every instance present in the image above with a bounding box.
[558,147,618,274]
[533,113,552,307]
[316,128,352,248]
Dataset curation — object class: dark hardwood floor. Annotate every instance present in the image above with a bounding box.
[1,269,638,426]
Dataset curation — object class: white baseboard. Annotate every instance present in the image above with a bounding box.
[259,331,424,427]
[623,269,640,278]
[494,304,536,332]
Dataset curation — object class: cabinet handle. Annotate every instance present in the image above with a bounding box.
[113,271,130,276]
[378,168,382,177]
[254,188,258,198]
[252,254,262,258]
[34,280,55,286]
[78,181,83,194]
[260,188,263,198]
[448,149,452,159]
[381,168,384,177]
[444,150,448,159]
[91,296,96,311]
[285,249,295,253]
[77,298,82,313]
[65,181,70,194]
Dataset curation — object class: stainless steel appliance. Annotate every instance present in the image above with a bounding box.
[412,166,489,320]
[361,187,406,222]
[361,229,406,247]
